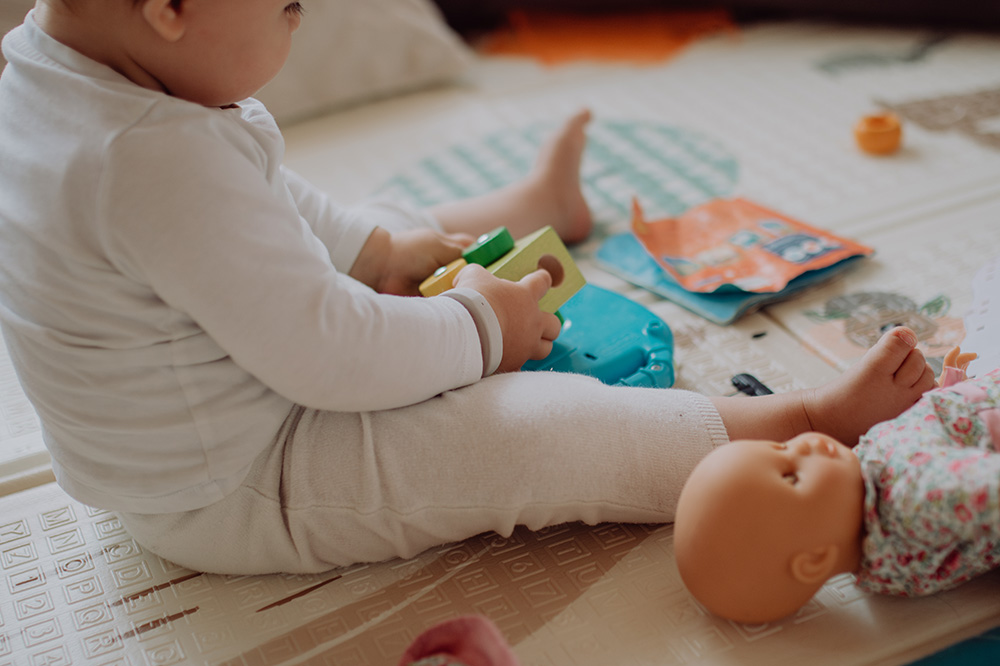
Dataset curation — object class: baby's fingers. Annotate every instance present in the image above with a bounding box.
[541,311,561,342]
[529,312,562,362]
[518,268,554,304]
[429,233,471,264]
[531,338,555,362]
[444,232,475,248]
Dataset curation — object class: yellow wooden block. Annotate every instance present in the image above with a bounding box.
[419,258,468,297]
[487,226,585,313]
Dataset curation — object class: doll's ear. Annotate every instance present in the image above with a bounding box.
[790,546,839,585]
[141,0,186,43]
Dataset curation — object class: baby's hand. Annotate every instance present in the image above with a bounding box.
[378,229,473,296]
[453,264,562,373]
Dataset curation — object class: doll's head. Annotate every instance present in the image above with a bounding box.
[673,432,867,623]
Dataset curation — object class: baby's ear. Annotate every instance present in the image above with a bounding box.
[789,546,839,585]
[141,0,186,42]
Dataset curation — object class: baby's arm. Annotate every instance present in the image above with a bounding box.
[281,167,480,297]
[348,227,473,296]
[281,167,471,290]
[347,229,561,373]
[104,132,488,412]
[349,226,562,375]
[271,168,559,375]
[280,167,382,273]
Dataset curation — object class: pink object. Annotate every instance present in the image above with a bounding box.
[947,381,987,402]
[981,408,1000,445]
[938,366,968,388]
[399,615,521,666]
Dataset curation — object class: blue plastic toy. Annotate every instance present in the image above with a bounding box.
[522,284,675,388]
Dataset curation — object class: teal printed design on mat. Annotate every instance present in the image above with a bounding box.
[375,119,740,249]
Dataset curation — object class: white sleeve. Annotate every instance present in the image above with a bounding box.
[98,120,485,411]
[281,167,441,274]
[279,166,374,274]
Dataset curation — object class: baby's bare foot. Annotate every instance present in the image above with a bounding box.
[530,109,593,244]
[802,326,936,446]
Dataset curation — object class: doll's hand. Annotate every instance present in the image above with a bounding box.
[939,346,978,386]
[376,229,473,296]
[452,264,562,373]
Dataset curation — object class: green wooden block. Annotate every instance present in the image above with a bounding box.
[463,227,515,267]
[487,226,586,314]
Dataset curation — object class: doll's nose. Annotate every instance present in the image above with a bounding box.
[791,438,814,456]
[791,434,837,457]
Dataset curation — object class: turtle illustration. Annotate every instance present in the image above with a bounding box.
[806,291,961,373]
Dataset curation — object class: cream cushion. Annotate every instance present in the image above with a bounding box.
[256,0,472,125]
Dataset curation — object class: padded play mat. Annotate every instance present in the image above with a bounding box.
[3,19,1000,666]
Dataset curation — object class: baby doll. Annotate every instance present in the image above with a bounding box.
[674,347,1000,624]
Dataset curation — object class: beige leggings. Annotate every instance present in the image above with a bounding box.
[119,371,728,575]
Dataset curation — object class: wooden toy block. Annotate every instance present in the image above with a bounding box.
[486,226,585,314]
[419,258,468,297]
[419,226,586,312]
[463,227,515,266]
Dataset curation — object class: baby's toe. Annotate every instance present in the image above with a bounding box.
[894,349,934,390]
[863,326,919,373]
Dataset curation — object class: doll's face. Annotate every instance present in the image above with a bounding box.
[732,432,863,511]
[673,433,866,623]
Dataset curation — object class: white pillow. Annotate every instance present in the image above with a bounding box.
[256,0,472,125]
[2,0,472,126]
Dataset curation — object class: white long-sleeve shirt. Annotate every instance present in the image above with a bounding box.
[0,15,495,513]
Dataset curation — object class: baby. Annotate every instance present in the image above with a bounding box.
[675,347,1000,624]
[0,0,938,575]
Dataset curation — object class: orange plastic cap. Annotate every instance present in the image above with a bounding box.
[854,113,902,155]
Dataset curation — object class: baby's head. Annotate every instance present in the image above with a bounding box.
[673,432,866,623]
[36,0,303,106]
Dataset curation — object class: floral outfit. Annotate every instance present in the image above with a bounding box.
[855,369,1000,596]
